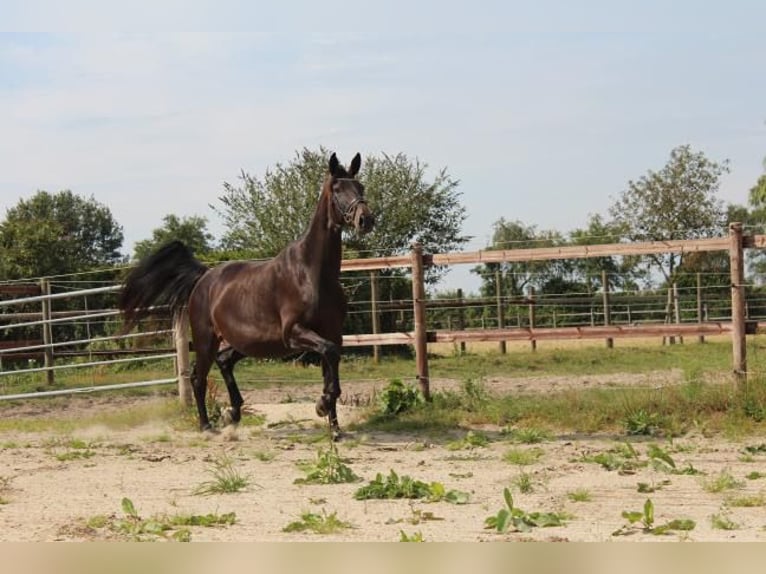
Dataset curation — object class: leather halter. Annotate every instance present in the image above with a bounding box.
[331,178,367,225]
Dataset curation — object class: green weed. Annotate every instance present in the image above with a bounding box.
[445,430,490,451]
[354,470,469,504]
[399,530,425,542]
[484,488,569,533]
[282,510,353,534]
[613,498,695,536]
[703,470,744,494]
[567,489,592,502]
[193,456,250,495]
[294,443,361,485]
[377,379,424,415]
[503,447,544,466]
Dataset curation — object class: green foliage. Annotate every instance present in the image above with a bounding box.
[294,443,361,485]
[710,513,738,531]
[511,472,535,494]
[399,530,425,542]
[613,498,695,537]
[484,488,568,533]
[503,426,552,444]
[608,144,729,283]
[503,447,544,466]
[354,470,469,504]
[282,510,353,534]
[377,379,424,416]
[703,470,744,493]
[193,456,250,495]
[567,489,592,502]
[132,214,215,260]
[445,430,490,451]
[88,497,236,541]
[0,190,123,280]
[623,409,662,436]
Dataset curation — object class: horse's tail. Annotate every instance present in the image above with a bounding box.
[119,241,208,332]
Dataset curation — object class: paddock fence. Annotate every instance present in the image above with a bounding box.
[0,223,762,403]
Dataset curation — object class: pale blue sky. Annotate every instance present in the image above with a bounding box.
[1,1,764,292]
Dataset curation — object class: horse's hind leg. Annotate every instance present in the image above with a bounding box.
[215,346,245,425]
[191,337,218,432]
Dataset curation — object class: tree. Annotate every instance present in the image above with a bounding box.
[133,214,215,260]
[215,147,469,283]
[0,190,124,280]
[608,145,729,283]
[472,219,567,298]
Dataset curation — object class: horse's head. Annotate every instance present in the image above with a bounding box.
[327,152,375,235]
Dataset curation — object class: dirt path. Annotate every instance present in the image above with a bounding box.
[1,372,764,542]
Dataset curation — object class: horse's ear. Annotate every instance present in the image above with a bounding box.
[328,153,339,176]
[348,153,361,177]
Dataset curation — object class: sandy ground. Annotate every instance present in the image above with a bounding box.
[1,372,765,542]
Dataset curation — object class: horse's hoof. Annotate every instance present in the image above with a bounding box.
[331,428,343,442]
[201,424,219,435]
[221,407,239,427]
[316,397,329,418]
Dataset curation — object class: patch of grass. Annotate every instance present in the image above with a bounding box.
[399,530,425,542]
[637,480,671,493]
[710,513,739,530]
[503,426,552,444]
[503,447,544,466]
[511,472,535,494]
[252,449,277,462]
[703,470,745,494]
[725,494,766,507]
[581,443,644,474]
[294,443,361,485]
[485,488,569,533]
[282,510,353,534]
[193,456,250,496]
[354,470,469,504]
[445,430,490,451]
[87,497,236,541]
[567,489,592,502]
[746,471,766,480]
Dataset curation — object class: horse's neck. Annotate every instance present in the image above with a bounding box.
[300,190,342,280]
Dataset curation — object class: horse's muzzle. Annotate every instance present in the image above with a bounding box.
[355,209,375,235]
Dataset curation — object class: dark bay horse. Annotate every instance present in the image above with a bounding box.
[119,153,374,435]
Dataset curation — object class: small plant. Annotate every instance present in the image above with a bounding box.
[612,498,695,536]
[504,427,552,444]
[193,456,250,495]
[377,379,424,415]
[673,463,704,476]
[637,479,671,493]
[512,472,535,494]
[89,497,236,541]
[399,530,425,542]
[710,513,738,531]
[446,430,490,451]
[567,489,592,503]
[623,409,661,436]
[503,447,544,466]
[0,476,12,505]
[703,470,744,494]
[354,470,469,504]
[725,494,766,508]
[253,450,277,462]
[746,471,766,480]
[581,443,644,474]
[282,510,353,534]
[646,444,676,472]
[484,488,568,533]
[295,443,361,485]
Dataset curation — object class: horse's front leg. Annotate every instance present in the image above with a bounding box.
[285,324,342,437]
[319,354,342,437]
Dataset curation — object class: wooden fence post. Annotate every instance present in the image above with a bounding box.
[697,272,705,344]
[39,278,54,385]
[456,288,466,355]
[411,243,430,400]
[174,309,193,406]
[370,271,381,364]
[496,270,506,354]
[528,286,537,352]
[730,222,746,385]
[602,270,613,349]
[673,283,683,344]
